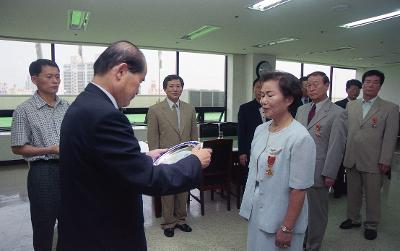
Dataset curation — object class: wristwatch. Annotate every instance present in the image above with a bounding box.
[280,225,293,233]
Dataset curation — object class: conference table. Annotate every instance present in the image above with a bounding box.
[153,137,240,218]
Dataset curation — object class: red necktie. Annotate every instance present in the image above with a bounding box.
[307,104,316,125]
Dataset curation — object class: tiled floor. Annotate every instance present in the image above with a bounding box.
[1,151,400,251]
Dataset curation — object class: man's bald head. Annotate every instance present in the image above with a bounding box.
[93,41,146,76]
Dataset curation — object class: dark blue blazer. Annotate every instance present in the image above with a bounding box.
[237,99,264,157]
[335,98,349,109]
[58,83,201,251]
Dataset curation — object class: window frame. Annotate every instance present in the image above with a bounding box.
[0,39,228,129]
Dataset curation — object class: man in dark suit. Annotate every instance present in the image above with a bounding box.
[291,76,310,117]
[300,76,310,105]
[57,41,212,251]
[237,79,265,168]
[335,79,362,109]
[333,79,362,198]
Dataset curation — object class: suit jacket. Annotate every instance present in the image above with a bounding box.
[295,100,347,187]
[343,97,399,173]
[58,83,201,251]
[237,99,264,157]
[146,98,198,150]
[335,98,349,109]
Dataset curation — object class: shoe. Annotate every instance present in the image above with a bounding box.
[163,228,174,237]
[333,193,342,199]
[339,219,361,229]
[175,223,192,232]
[364,229,377,240]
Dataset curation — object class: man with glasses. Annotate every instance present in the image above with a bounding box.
[339,70,399,240]
[11,59,69,251]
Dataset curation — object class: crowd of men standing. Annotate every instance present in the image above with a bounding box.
[237,69,399,250]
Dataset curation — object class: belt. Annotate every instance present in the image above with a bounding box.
[31,159,59,164]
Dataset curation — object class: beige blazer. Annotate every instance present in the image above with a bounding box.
[296,100,347,187]
[147,99,198,150]
[343,97,399,173]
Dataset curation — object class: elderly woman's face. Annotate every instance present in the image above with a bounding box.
[260,80,292,119]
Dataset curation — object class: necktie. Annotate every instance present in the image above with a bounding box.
[307,103,316,125]
[172,103,180,130]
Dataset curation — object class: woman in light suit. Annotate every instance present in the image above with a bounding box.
[240,72,316,250]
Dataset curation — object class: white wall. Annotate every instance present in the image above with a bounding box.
[356,65,400,106]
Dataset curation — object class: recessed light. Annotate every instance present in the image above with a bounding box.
[68,9,90,31]
[340,10,400,28]
[248,0,292,12]
[253,37,298,47]
[181,25,220,40]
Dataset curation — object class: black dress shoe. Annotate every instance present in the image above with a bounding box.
[164,228,174,237]
[175,223,192,232]
[333,193,342,199]
[364,229,377,240]
[339,219,362,229]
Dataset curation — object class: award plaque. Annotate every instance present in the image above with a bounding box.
[153,141,201,165]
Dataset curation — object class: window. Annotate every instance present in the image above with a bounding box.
[133,49,177,109]
[0,40,51,103]
[179,52,225,107]
[0,39,227,127]
[275,60,301,78]
[331,67,357,103]
[303,63,330,77]
[54,44,106,95]
[303,63,331,97]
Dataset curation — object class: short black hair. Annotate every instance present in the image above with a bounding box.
[29,59,59,76]
[163,75,184,90]
[345,79,362,90]
[93,40,146,75]
[260,71,302,115]
[299,76,308,82]
[253,78,260,88]
[307,71,330,84]
[362,70,385,86]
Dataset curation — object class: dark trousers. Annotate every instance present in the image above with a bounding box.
[333,163,347,197]
[28,160,61,251]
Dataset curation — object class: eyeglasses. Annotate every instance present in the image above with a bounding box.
[36,74,60,81]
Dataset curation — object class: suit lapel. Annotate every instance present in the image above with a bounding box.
[353,100,363,126]
[307,100,330,130]
[297,103,311,126]
[362,97,381,126]
[161,99,180,134]
[253,99,263,124]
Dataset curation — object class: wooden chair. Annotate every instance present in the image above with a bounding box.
[189,139,233,215]
[231,151,248,209]
[219,122,238,137]
[199,123,219,138]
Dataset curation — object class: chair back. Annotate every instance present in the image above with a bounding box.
[219,122,238,137]
[199,123,220,138]
[202,139,233,185]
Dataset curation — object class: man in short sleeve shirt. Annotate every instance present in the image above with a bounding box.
[11,59,69,251]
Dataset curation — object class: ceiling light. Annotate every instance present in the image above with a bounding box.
[248,0,292,12]
[267,37,298,46]
[68,10,90,31]
[253,37,298,48]
[181,25,220,40]
[340,10,400,28]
